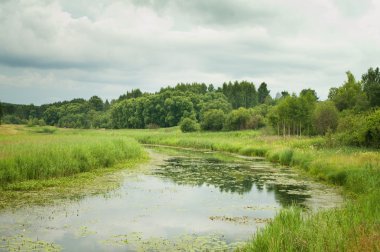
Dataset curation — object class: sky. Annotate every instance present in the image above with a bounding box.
[0,0,379,105]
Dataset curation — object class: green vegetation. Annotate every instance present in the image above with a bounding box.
[312,101,339,135]
[240,195,379,252]
[2,68,379,150]
[180,117,200,132]
[0,125,146,187]
[201,109,225,131]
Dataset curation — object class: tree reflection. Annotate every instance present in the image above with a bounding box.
[154,156,311,207]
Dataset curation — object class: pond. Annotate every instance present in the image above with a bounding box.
[0,147,343,251]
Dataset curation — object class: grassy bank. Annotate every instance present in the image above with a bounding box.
[0,125,145,189]
[115,127,380,251]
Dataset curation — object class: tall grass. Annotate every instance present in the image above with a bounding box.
[240,192,380,252]
[0,126,145,185]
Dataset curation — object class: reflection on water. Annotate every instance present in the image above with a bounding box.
[0,147,343,251]
[155,156,311,207]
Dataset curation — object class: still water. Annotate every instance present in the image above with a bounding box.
[0,147,342,251]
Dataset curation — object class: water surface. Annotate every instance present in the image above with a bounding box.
[0,147,343,251]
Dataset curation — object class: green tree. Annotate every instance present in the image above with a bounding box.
[222,81,258,108]
[104,99,111,111]
[201,109,225,131]
[363,109,380,147]
[300,89,318,101]
[313,101,339,135]
[88,96,104,111]
[224,107,251,130]
[328,71,368,111]
[281,91,290,98]
[299,89,318,135]
[362,67,380,108]
[207,84,215,92]
[0,102,3,125]
[258,82,270,104]
[164,96,194,127]
[43,106,60,125]
[118,89,143,101]
[200,93,232,119]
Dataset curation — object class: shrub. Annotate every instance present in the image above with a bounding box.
[2,115,27,125]
[180,118,200,133]
[200,109,225,131]
[364,109,380,148]
[224,108,251,130]
[336,109,380,148]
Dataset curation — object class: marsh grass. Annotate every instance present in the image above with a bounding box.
[0,158,145,209]
[0,125,145,186]
[239,191,380,252]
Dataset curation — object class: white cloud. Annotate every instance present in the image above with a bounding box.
[0,0,379,104]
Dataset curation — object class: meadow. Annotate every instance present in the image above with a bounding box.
[0,124,379,251]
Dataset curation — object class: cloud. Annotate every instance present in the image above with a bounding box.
[0,0,379,104]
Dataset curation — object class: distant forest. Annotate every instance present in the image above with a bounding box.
[1,67,380,148]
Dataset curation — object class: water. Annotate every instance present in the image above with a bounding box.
[0,147,343,251]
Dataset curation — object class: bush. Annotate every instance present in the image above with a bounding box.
[27,118,46,127]
[2,115,27,125]
[180,118,199,133]
[200,109,225,131]
[336,109,380,148]
[224,108,251,130]
[364,109,380,148]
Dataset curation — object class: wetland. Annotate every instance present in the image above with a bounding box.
[0,147,343,251]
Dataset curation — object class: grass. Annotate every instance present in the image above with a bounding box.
[239,193,380,252]
[0,125,145,185]
[0,125,147,208]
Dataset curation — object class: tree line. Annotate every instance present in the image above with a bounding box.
[1,67,379,147]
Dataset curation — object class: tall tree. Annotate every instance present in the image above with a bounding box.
[258,82,270,104]
[300,89,318,101]
[313,101,339,135]
[362,67,380,108]
[89,96,104,111]
[281,91,290,98]
[118,89,143,101]
[0,102,2,125]
[328,71,368,111]
[222,81,257,108]
[207,84,215,92]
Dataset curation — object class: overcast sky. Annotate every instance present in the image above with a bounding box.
[0,0,379,105]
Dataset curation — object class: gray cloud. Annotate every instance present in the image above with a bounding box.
[0,0,379,104]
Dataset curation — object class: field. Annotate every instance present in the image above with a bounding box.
[0,124,379,251]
